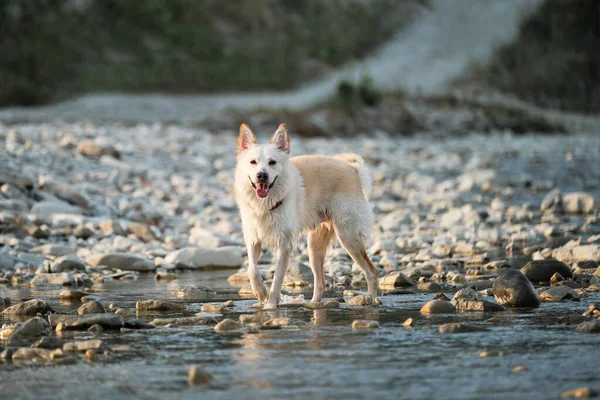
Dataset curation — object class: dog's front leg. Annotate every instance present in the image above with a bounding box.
[247,240,268,302]
[264,246,291,310]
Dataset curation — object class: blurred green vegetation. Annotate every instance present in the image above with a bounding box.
[474,0,599,113]
[0,0,410,106]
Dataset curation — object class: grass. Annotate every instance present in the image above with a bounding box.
[0,0,421,106]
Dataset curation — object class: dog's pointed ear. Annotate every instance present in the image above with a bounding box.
[237,123,257,154]
[270,124,290,154]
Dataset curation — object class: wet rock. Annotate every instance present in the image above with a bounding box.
[454,299,505,312]
[351,320,380,329]
[150,316,215,326]
[12,347,51,360]
[582,304,600,319]
[201,303,226,313]
[136,300,185,312]
[346,295,380,306]
[560,387,598,398]
[550,272,565,286]
[7,317,46,343]
[30,272,74,287]
[521,260,573,283]
[239,314,269,325]
[59,290,91,300]
[283,263,313,287]
[78,301,106,315]
[575,320,600,333]
[32,336,66,349]
[540,286,581,302]
[86,349,100,362]
[303,300,340,310]
[63,339,109,353]
[49,313,124,330]
[379,271,416,288]
[540,188,563,214]
[171,285,215,300]
[87,253,156,271]
[128,222,158,242]
[420,300,455,314]
[214,318,242,332]
[403,318,414,327]
[0,348,15,360]
[164,246,242,268]
[493,269,541,308]
[189,365,212,385]
[51,255,86,272]
[433,293,451,301]
[155,271,177,281]
[451,288,479,305]
[439,323,488,334]
[477,350,504,357]
[88,324,104,334]
[512,365,527,372]
[263,318,290,327]
[1,299,55,316]
[123,319,155,329]
[417,282,442,292]
[563,192,595,214]
[114,308,132,317]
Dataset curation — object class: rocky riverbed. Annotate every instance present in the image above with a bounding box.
[1,122,600,399]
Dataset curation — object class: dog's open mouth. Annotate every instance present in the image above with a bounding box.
[249,176,277,198]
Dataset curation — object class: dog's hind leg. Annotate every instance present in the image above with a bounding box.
[247,240,268,302]
[264,246,292,310]
[308,224,334,303]
[335,229,379,299]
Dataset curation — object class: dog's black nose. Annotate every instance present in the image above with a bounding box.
[256,171,269,183]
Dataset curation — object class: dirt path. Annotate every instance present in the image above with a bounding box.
[0,0,543,123]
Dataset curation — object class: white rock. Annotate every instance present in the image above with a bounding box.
[164,247,242,268]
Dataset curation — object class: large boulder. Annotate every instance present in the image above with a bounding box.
[1,299,55,316]
[520,260,573,283]
[48,314,124,330]
[493,269,541,308]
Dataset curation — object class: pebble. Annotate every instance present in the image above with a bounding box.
[214,318,242,332]
[164,247,242,269]
[1,299,55,316]
[420,300,456,314]
[351,320,380,329]
[438,323,488,334]
[78,301,106,315]
[560,387,598,398]
[87,253,156,271]
[403,318,414,327]
[346,295,380,306]
[189,365,212,385]
[540,286,581,302]
[136,300,186,312]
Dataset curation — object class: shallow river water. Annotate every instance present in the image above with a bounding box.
[1,270,598,400]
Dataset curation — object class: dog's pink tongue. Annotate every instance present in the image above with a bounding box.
[256,183,269,198]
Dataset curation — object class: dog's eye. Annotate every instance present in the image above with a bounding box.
[268,160,276,166]
[250,160,257,165]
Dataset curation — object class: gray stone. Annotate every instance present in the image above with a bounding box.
[283,263,313,286]
[420,300,456,314]
[454,299,505,312]
[521,260,573,283]
[170,285,215,300]
[128,222,158,242]
[493,269,541,308]
[563,192,595,214]
[136,300,185,312]
[379,271,416,287]
[7,317,46,343]
[164,246,242,268]
[347,295,380,306]
[540,188,563,214]
[48,313,124,330]
[78,301,106,315]
[1,299,55,316]
[439,323,488,334]
[30,272,74,287]
[31,244,75,257]
[351,320,380,329]
[214,318,242,332]
[189,366,212,385]
[12,348,51,360]
[149,316,215,326]
[0,251,15,269]
[51,255,86,272]
[575,320,600,333]
[31,201,82,219]
[540,286,581,302]
[86,253,156,271]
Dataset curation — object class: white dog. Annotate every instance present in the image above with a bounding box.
[234,123,377,309]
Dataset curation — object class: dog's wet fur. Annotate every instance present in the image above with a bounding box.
[234,123,377,309]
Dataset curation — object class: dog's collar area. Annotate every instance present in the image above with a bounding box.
[269,199,284,211]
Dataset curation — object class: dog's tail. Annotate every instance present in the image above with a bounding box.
[335,153,373,200]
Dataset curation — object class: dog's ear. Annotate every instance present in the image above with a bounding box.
[270,124,290,154]
[237,123,257,154]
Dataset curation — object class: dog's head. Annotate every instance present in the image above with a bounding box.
[235,123,290,199]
